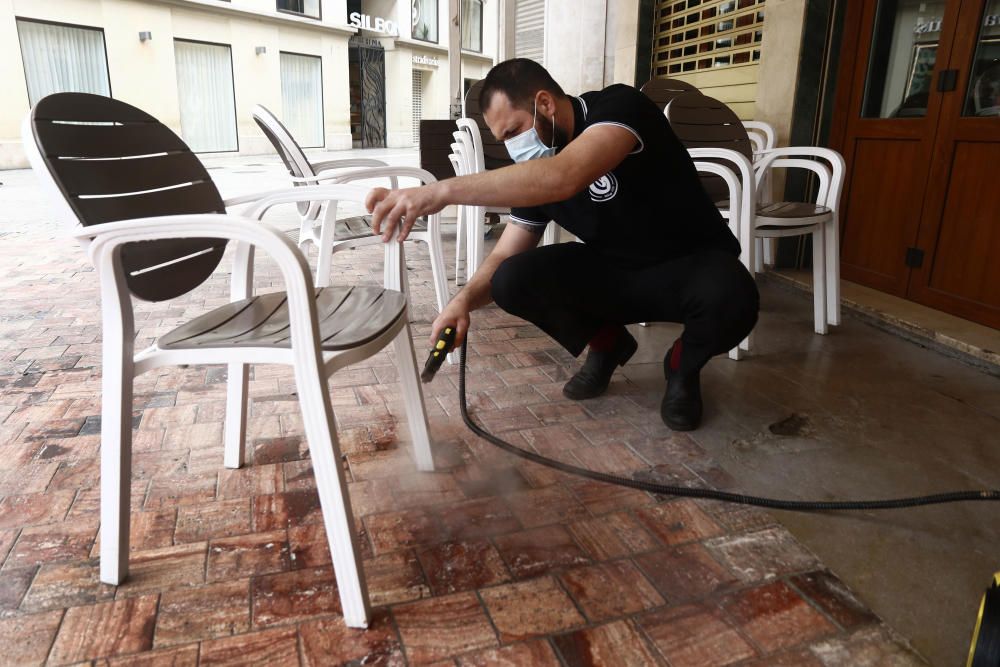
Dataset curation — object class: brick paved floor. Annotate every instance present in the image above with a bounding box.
[0,161,928,665]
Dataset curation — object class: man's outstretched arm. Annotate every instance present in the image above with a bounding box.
[365,124,637,242]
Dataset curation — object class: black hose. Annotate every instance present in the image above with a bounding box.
[456,338,1000,512]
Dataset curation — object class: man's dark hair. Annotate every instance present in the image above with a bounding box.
[479,58,566,112]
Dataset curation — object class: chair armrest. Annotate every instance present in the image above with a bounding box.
[754,146,845,174]
[223,188,293,208]
[240,184,373,221]
[753,147,845,208]
[311,158,388,174]
[78,214,332,356]
[298,165,439,186]
[692,161,751,267]
[687,147,756,245]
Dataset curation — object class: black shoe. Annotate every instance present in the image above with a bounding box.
[660,343,702,431]
[562,329,638,400]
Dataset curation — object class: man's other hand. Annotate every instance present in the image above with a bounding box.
[430,297,472,352]
[365,184,446,242]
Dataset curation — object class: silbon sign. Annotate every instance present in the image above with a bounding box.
[349,12,398,35]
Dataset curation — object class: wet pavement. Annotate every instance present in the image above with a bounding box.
[0,148,995,665]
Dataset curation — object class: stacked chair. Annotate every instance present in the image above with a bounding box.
[641,78,845,348]
[22,92,436,629]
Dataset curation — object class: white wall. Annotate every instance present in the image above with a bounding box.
[0,0,498,165]
[542,0,608,95]
[0,0,355,167]
[537,0,644,95]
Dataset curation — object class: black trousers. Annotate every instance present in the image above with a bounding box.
[490,243,760,376]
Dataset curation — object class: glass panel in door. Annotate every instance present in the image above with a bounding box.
[862,0,948,118]
[963,0,1000,115]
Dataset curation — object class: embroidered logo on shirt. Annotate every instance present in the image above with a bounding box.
[589,173,618,202]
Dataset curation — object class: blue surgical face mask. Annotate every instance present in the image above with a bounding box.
[504,101,557,163]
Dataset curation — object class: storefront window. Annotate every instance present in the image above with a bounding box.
[412,0,438,43]
[277,0,320,19]
[963,0,1000,116]
[462,0,483,52]
[16,19,111,107]
[173,40,238,152]
[862,0,946,118]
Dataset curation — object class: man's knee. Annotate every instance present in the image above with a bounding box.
[690,255,759,329]
[491,254,532,313]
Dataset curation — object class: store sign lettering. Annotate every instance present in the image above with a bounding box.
[349,12,398,35]
[413,55,439,67]
[914,14,1000,34]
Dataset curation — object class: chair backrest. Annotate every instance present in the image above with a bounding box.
[462,79,515,170]
[640,77,699,112]
[456,118,485,173]
[742,120,776,155]
[666,92,754,201]
[452,131,477,176]
[252,104,316,180]
[448,153,463,178]
[26,92,227,302]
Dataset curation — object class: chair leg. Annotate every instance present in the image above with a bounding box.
[100,342,134,585]
[224,362,249,469]
[754,238,764,273]
[294,367,371,628]
[812,230,828,335]
[422,225,458,365]
[467,207,484,279]
[736,231,756,356]
[762,238,775,268]
[426,229,450,317]
[455,206,465,285]
[383,241,403,292]
[393,317,434,472]
[825,217,841,326]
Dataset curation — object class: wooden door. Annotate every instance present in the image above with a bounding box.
[907,0,1000,328]
[830,0,964,297]
[831,0,1000,328]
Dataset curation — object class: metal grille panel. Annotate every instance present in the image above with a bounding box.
[652,0,765,76]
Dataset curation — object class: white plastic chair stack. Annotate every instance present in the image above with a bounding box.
[667,92,845,338]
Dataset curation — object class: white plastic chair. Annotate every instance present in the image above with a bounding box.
[743,120,778,270]
[24,93,434,630]
[452,129,491,280]
[668,93,844,336]
[448,147,470,284]
[252,105,450,310]
[251,104,387,238]
[691,159,751,360]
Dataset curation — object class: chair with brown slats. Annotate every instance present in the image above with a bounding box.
[666,91,845,338]
[250,105,450,315]
[23,92,435,629]
[639,77,699,112]
[640,79,782,270]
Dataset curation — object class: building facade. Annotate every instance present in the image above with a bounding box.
[0,0,498,168]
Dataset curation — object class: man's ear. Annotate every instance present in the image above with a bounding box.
[535,90,557,118]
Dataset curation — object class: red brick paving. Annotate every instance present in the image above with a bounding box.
[0,180,927,665]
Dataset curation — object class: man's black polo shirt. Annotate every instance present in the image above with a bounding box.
[509,84,739,265]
